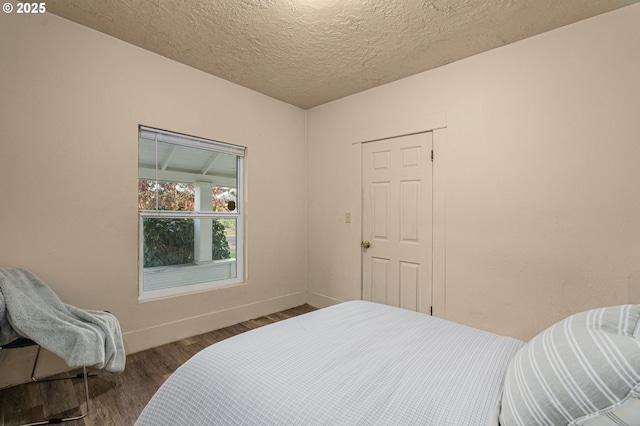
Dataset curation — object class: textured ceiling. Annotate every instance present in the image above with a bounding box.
[47,0,636,109]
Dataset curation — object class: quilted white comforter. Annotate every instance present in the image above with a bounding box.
[137,301,524,425]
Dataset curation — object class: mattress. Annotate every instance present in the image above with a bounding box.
[136,300,524,425]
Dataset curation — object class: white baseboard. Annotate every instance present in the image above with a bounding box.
[306,292,345,309]
[123,291,307,354]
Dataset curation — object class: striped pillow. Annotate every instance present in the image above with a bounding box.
[500,305,640,426]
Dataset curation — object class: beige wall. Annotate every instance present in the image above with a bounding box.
[306,4,640,341]
[0,12,307,364]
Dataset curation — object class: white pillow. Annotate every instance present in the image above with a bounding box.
[500,304,640,426]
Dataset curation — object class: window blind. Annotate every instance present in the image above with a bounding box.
[139,126,246,157]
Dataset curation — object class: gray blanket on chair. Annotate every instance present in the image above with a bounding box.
[0,268,125,373]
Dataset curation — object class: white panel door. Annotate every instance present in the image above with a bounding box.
[362,132,433,313]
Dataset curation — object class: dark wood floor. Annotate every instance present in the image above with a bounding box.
[0,304,317,426]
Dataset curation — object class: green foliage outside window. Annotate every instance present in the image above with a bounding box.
[143,218,230,267]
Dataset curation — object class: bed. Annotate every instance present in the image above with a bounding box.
[136,301,640,426]
[136,301,524,425]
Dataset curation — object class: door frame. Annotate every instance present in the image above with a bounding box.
[351,118,447,318]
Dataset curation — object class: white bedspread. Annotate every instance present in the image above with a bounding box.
[137,301,524,425]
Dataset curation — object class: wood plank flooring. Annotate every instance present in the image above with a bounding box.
[0,304,317,426]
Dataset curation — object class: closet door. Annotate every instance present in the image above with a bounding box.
[362,132,433,314]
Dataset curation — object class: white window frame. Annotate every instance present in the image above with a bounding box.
[138,126,245,301]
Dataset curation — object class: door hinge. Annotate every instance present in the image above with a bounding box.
[431,150,434,162]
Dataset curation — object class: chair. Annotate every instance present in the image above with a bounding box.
[0,268,125,424]
[0,337,94,425]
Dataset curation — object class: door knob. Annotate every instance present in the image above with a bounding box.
[361,241,371,249]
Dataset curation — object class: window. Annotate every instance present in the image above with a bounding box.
[138,126,245,300]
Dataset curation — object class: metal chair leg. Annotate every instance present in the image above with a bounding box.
[20,345,92,425]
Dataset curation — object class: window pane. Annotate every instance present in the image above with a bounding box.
[138,181,238,212]
[142,217,238,292]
